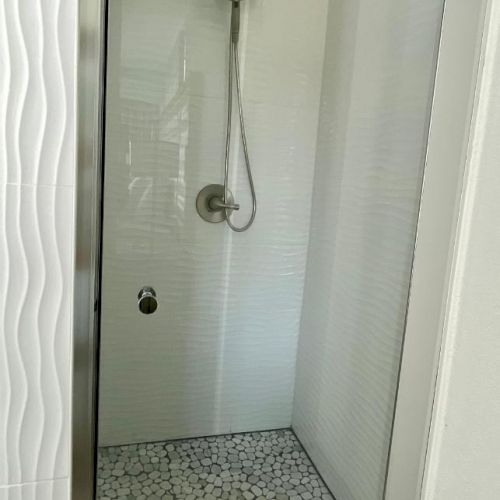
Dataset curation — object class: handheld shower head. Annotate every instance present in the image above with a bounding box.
[230,0,241,43]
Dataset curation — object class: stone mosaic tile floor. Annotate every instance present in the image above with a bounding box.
[97,429,334,499]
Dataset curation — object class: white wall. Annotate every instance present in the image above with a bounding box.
[0,0,76,498]
[422,1,500,498]
[98,0,328,446]
[292,1,444,499]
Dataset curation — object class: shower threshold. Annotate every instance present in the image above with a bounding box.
[97,428,334,499]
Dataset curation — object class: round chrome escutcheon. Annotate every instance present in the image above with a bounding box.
[196,184,236,223]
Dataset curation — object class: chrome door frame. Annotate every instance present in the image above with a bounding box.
[73,0,107,498]
[72,0,489,499]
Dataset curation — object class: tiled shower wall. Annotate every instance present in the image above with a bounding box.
[98,0,329,446]
[0,0,76,498]
[293,0,445,499]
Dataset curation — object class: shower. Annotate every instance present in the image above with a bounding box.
[196,0,257,232]
[94,0,447,498]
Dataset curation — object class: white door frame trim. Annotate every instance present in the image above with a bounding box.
[385,1,489,498]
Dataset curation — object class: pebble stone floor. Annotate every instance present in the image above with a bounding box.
[97,429,334,499]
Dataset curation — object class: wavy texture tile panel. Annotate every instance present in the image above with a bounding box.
[0,479,69,500]
[0,186,73,486]
[293,1,444,499]
[0,0,75,187]
[0,2,10,187]
[0,0,76,490]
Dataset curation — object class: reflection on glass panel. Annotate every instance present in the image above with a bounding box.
[97,1,445,499]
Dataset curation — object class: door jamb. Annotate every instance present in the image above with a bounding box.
[73,0,107,498]
[385,1,489,498]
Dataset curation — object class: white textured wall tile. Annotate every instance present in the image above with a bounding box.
[0,0,76,490]
[293,1,444,499]
[0,0,75,188]
[243,0,329,109]
[0,2,8,187]
[0,185,73,486]
[98,0,328,445]
[0,479,69,500]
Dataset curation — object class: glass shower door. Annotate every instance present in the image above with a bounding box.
[98,0,328,446]
[96,1,445,499]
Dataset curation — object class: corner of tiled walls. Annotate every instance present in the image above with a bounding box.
[0,0,77,498]
[292,0,445,499]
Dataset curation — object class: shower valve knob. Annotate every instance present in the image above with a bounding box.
[138,286,158,315]
[208,197,240,211]
[196,184,238,224]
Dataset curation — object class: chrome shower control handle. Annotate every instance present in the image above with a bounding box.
[196,185,239,223]
[208,196,240,211]
[138,286,158,315]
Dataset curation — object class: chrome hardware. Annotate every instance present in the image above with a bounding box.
[223,0,257,232]
[230,0,241,43]
[208,197,240,212]
[138,286,158,315]
[196,184,238,223]
[198,0,257,232]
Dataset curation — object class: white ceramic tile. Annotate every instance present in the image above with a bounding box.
[0,0,76,187]
[0,185,73,485]
[241,0,329,108]
[98,99,323,443]
[108,0,329,109]
[98,0,327,445]
[1,0,75,490]
[0,479,69,500]
[108,0,228,102]
[292,1,444,499]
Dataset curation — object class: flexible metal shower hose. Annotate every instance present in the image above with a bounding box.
[223,36,257,232]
